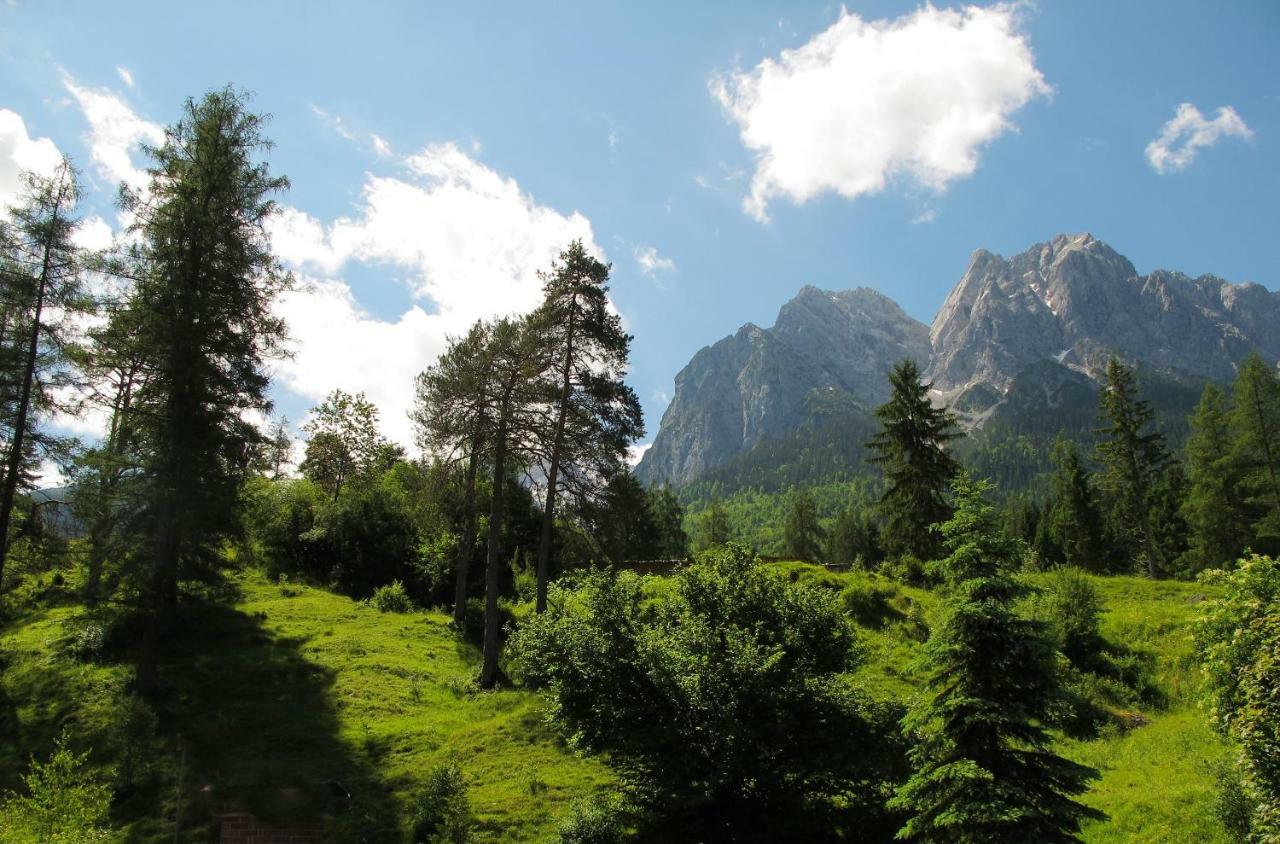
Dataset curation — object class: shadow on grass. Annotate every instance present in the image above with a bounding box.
[147,596,402,841]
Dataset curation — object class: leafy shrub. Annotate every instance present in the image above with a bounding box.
[0,734,113,843]
[65,621,107,663]
[369,580,414,613]
[882,553,927,585]
[1033,567,1103,666]
[556,793,627,844]
[510,543,898,836]
[839,582,894,628]
[408,762,471,843]
[1195,554,1280,840]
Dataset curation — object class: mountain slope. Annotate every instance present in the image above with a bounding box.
[635,286,929,487]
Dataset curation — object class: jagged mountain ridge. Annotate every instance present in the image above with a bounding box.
[636,234,1280,489]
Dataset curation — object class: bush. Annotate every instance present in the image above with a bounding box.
[510,543,897,836]
[368,580,414,613]
[408,762,471,843]
[556,793,627,844]
[1034,567,1103,667]
[0,734,113,843]
[65,621,107,663]
[839,582,894,628]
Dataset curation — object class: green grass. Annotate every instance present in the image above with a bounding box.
[0,560,1231,842]
[0,568,611,842]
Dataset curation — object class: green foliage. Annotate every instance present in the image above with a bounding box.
[826,500,881,569]
[1180,384,1249,574]
[554,793,627,844]
[868,359,961,561]
[1230,354,1280,555]
[0,734,112,843]
[645,485,688,559]
[1032,567,1104,667]
[693,496,732,551]
[782,485,824,562]
[1048,437,1109,573]
[368,580,414,613]
[891,476,1103,842]
[409,762,472,843]
[300,389,391,499]
[1095,358,1174,578]
[1194,553,1280,839]
[510,544,895,836]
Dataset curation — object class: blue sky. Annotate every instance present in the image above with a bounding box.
[2,1,1276,454]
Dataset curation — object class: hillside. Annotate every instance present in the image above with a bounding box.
[0,560,1230,842]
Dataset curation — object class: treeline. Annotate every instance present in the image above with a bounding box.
[686,355,1280,582]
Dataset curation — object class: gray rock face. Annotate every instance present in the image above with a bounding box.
[635,287,930,486]
[639,234,1280,488]
[927,233,1280,403]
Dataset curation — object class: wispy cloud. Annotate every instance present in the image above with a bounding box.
[61,71,164,190]
[634,244,675,278]
[115,65,135,88]
[1145,103,1253,174]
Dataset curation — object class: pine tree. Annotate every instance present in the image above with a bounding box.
[0,160,91,584]
[124,89,290,687]
[1047,437,1106,572]
[530,241,643,613]
[891,476,1103,842]
[1095,358,1169,578]
[1231,354,1280,554]
[782,486,823,562]
[415,317,552,686]
[867,359,961,561]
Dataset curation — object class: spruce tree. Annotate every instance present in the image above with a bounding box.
[1231,353,1280,554]
[0,160,91,584]
[124,89,290,687]
[868,359,960,561]
[647,484,689,558]
[827,503,880,569]
[891,476,1103,842]
[1095,358,1169,578]
[782,486,823,562]
[530,241,643,613]
[1047,437,1106,572]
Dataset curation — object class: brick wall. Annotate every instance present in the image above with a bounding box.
[216,812,327,844]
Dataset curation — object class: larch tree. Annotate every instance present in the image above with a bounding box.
[1094,358,1169,578]
[0,160,91,584]
[867,359,961,562]
[1231,353,1280,554]
[891,475,1103,842]
[123,88,290,688]
[530,241,643,613]
[1046,437,1107,573]
[1181,383,1248,573]
[782,486,823,563]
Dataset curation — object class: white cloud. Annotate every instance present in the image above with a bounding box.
[0,109,63,208]
[911,207,938,224]
[1145,103,1253,174]
[713,4,1050,221]
[115,65,135,89]
[71,214,116,251]
[268,143,603,448]
[371,134,392,157]
[626,442,651,467]
[634,244,675,277]
[62,72,164,190]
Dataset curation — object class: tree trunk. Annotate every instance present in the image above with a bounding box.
[480,418,508,689]
[535,309,574,614]
[0,216,55,587]
[452,444,479,627]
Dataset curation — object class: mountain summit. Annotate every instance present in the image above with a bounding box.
[637,234,1279,488]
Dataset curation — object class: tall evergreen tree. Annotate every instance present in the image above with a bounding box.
[826,503,880,569]
[782,486,823,562]
[1095,358,1170,578]
[695,497,732,551]
[1231,353,1280,554]
[530,241,643,613]
[1047,437,1106,572]
[0,160,91,584]
[891,476,1102,842]
[124,88,290,687]
[867,359,961,561]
